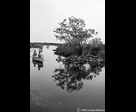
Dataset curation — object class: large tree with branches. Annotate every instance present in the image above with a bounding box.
[53,16,98,45]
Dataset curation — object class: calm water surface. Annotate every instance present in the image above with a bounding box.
[30,46,105,112]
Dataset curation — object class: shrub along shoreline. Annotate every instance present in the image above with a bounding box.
[54,43,105,58]
[54,42,105,68]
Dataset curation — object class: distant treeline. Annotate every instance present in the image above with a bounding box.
[30,42,62,48]
[30,42,105,49]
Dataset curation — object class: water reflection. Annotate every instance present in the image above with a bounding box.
[52,55,104,93]
[30,46,105,111]
[32,60,43,70]
[46,45,49,49]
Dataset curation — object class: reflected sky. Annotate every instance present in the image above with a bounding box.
[30,46,105,112]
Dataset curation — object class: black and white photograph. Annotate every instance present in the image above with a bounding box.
[30,0,105,112]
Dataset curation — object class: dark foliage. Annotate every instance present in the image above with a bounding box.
[52,55,104,93]
[54,43,83,57]
[54,43,105,59]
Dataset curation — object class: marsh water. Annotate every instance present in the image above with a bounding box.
[30,45,105,112]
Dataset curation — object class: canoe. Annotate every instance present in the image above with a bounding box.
[32,60,43,67]
[32,57,44,62]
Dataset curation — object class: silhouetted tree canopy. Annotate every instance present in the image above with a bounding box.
[53,16,97,45]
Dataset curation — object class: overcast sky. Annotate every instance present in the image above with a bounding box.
[30,0,105,43]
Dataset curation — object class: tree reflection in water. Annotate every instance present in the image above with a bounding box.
[52,55,105,93]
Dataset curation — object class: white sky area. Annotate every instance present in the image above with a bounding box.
[30,0,105,43]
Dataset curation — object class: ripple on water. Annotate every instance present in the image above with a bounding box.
[30,88,62,108]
